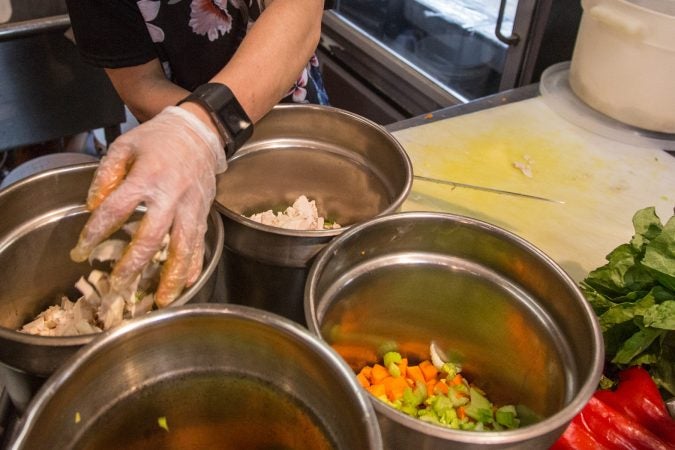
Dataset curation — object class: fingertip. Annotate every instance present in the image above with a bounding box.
[155,282,183,308]
[70,245,89,263]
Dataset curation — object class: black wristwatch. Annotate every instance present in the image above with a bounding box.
[177,83,253,158]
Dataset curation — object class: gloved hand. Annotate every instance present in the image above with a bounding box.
[71,106,226,307]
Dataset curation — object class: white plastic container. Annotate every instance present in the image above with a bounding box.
[569,0,675,133]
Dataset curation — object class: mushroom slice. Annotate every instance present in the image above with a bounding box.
[75,276,101,307]
[88,239,127,265]
[99,292,125,330]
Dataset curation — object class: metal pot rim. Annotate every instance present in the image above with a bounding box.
[304,210,605,444]
[11,304,383,450]
[0,162,225,346]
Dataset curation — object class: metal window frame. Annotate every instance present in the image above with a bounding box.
[321,0,550,116]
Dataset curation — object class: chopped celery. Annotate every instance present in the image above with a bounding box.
[448,385,470,407]
[357,342,530,432]
[464,388,494,424]
[384,352,402,377]
[495,405,520,429]
[402,387,424,408]
[383,351,402,367]
[441,362,461,379]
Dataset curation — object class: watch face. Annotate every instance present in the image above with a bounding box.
[183,83,254,157]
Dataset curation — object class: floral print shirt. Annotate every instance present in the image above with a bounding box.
[66,0,329,105]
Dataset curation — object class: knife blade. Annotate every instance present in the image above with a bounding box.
[414,175,566,204]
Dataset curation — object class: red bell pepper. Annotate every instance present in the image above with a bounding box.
[577,396,671,450]
[593,366,675,443]
[552,367,675,449]
[549,415,611,450]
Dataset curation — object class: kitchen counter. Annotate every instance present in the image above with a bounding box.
[388,83,675,282]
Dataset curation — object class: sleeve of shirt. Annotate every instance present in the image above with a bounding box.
[65,0,157,68]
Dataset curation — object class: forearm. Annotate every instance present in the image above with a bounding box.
[210,0,324,122]
[104,0,323,137]
[105,59,188,123]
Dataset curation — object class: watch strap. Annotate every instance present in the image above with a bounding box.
[177,83,253,158]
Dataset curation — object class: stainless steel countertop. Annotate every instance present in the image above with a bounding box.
[386,84,540,133]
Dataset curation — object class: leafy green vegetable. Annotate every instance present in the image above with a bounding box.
[580,207,675,396]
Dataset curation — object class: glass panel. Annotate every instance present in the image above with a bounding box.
[332,0,518,101]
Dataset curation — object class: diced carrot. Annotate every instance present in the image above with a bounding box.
[368,383,386,398]
[451,374,464,386]
[406,365,425,384]
[434,380,449,395]
[359,365,372,381]
[419,360,438,382]
[356,372,370,388]
[426,380,436,397]
[371,364,390,384]
[384,376,409,402]
[397,358,408,377]
[457,406,467,420]
[331,344,378,371]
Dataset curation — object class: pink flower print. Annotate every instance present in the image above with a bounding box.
[309,54,320,68]
[137,0,165,43]
[288,67,309,103]
[189,0,233,42]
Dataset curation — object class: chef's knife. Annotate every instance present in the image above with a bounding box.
[414,175,565,204]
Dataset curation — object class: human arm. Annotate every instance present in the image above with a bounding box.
[104,0,323,125]
[70,0,324,306]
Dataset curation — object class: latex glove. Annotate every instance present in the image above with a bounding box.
[71,106,226,307]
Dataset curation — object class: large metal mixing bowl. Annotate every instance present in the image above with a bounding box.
[0,163,224,412]
[215,104,412,324]
[7,304,382,450]
[305,211,604,449]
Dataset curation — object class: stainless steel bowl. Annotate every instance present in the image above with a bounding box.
[0,163,224,412]
[215,104,412,324]
[7,304,382,450]
[305,211,604,449]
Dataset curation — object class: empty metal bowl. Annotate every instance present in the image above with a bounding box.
[215,104,412,324]
[0,163,224,412]
[305,211,604,449]
[7,304,382,450]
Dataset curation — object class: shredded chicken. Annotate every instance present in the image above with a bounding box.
[19,222,168,337]
[247,195,341,230]
[513,154,534,178]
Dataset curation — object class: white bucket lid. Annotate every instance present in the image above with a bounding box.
[626,0,675,16]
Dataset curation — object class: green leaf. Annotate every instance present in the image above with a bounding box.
[598,293,655,331]
[602,321,640,358]
[643,300,675,330]
[580,283,616,315]
[642,216,675,291]
[629,206,663,250]
[651,332,675,396]
[580,207,675,389]
[584,244,640,295]
[612,326,666,364]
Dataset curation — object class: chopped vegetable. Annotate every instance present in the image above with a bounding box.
[157,416,169,432]
[592,367,675,443]
[75,412,81,424]
[579,207,675,396]
[354,344,521,431]
[553,396,672,450]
